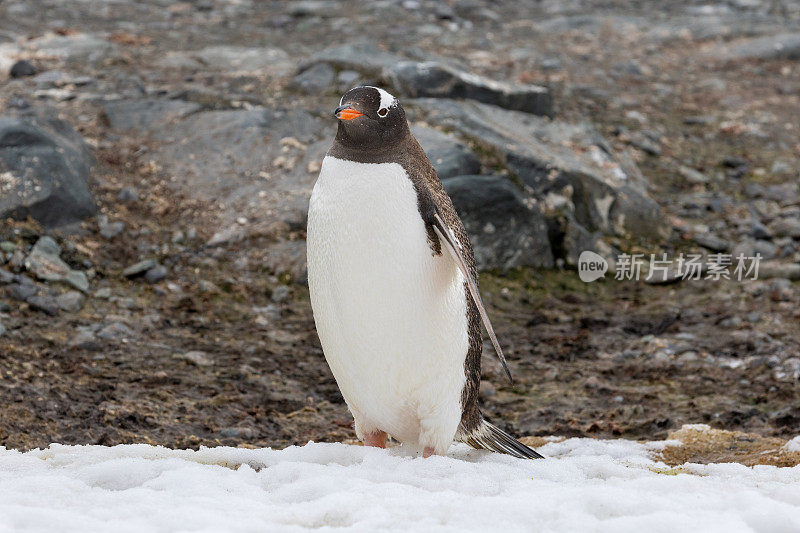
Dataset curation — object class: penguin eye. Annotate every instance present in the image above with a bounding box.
[378,108,388,117]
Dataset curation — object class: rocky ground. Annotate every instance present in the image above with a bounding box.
[1,0,799,463]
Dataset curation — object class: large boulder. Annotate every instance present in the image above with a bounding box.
[411,98,668,242]
[411,125,481,179]
[387,61,552,116]
[0,110,96,227]
[103,99,200,133]
[718,33,800,61]
[157,46,293,77]
[443,175,553,270]
[150,107,327,228]
[298,41,404,79]
[24,33,118,65]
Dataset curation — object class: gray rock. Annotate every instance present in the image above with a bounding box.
[26,295,59,315]
[153,108,325,227]
[263,240,308,284]
[219,427,256,439]
[771,218,800,238]
[336,70,362,91]
[752,239,778,260]
[122,259,158,278]
[289,63,335,94]
[629,131,662,156]
[744,183,765,198]
[25,236,70,281]
[0,321,5,336]
[26,33,118,65]
[98,216,125,239]
[442,175,554,270]
[759,261,800,280]
[750,221,772,240]
[190,46,292,76]
[68,329,101,350]
[387,61,552,116]
[65,270,89,292]
[271,285,291,303]
[0,110,96,227]
[721,33,800,61]
[300,42,405,78]
[764,183,799,202]
[694,233,729,252]
[10,283,37,301]
[117,187,139,203]
[176,350,213,367]
[96,322,135,341]
[103,99,200,133]
[56,290,85,312]
[411,126,481,179]
[288,1,337,17]
[719,316,742,328]
[414,98,668,242]
[32,235,60,257]
[254,304,281,322]
[561,216,617,268]
[94,287,112,299]
[678,165,709,184]
[144,265,168,284]
[10,59,36,78]
[0,268,13,284]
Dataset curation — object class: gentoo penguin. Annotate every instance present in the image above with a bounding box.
[307,86,543,459]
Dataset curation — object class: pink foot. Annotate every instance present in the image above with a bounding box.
[423,446,435,458]
[363,431,387,449]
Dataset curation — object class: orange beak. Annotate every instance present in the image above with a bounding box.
[334,104,364,121]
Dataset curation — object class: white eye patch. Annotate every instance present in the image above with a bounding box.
[367,86,397,116]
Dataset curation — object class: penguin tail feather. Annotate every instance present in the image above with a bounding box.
[458,419,544,459]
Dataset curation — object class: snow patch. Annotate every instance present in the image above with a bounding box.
[1,439,799,532]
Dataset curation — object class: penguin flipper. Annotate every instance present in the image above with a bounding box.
[431,212,513,382]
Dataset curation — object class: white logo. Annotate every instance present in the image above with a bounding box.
[578,251,608,282]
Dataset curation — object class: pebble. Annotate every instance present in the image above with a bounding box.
[0,321,5,336]
[271,285,291,303]
[747,312,762,323]
[145,265,168,284]
[97,322,135,341]
[198,280,220,293]
[98,216,126,239]
[56,291,85,312]
[122,259,158,278]
[9,283,37,301]
[65,270,89,292]
[117,187,139,203]
[10,59,36,78]
[27,295,59,315]
[68,329,101,351]
[177,350,213,367]
[629,132,662,156]
[25,236,70,281]
[771,218,800,239]
[0,242,16,253]
[750,221,772,240]
[219,427,255,439]
[679,165,709,184]
[94,287,112,299]
[694,233,728,252]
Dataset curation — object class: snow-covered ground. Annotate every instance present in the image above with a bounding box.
[1,437,799,532]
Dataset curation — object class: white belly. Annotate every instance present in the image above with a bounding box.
[306,156,468,448]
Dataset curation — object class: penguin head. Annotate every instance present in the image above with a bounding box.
[333,86,409,150]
